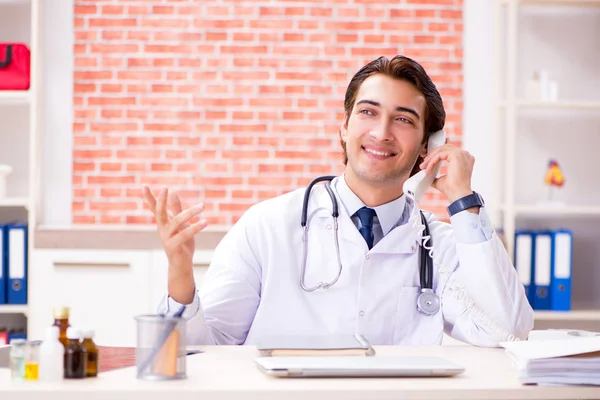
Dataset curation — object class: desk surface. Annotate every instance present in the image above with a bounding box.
[1,345,599,400]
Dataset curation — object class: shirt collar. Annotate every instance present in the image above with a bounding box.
[334,174,407,236]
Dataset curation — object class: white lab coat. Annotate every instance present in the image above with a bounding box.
[160,180,534,347]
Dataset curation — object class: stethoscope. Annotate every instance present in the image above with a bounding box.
[300,176,440,316]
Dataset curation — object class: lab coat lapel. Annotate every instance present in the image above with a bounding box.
[372,222,421,255]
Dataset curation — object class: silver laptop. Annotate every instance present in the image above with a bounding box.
[254,356,465,378]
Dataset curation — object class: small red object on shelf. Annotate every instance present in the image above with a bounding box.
[0,43,31,91]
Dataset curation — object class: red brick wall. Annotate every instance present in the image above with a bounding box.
[72,0,463,227]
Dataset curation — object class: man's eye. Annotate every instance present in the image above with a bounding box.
[360,109,374,115]
[397,117,413,125]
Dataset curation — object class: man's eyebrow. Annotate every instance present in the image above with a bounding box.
[356,99,420,120]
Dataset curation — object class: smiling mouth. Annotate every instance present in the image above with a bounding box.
[362,146,397,158]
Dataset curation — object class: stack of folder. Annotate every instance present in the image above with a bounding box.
[501,335,600,386]
[0,224,28,306]
[514,229,572,311]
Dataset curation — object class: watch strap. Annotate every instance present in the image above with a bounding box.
[447,191,484,217]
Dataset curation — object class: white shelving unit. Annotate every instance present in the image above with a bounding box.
[499,100,600,110]
[535,309,600,321]
[0,0,42,333]
[0,304,28,315]
[495,0,600,326]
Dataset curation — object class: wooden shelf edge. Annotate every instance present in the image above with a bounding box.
[500,0,600,6]
[498,100,600,109]
[0,90,30,104]
[0,305,28,314]
[501,204,600,216]
[0,197,30,208]
[535,309,600,321]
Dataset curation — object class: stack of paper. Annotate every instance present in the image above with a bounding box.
[500,336,600,386]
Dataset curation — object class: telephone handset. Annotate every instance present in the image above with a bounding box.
[404,129,521,344]
[403,130,446,202]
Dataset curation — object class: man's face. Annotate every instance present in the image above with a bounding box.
[341,74,427,186]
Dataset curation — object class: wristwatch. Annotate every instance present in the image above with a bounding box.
[447,191,485,217]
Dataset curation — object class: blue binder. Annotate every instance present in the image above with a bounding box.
[8,329,27,342]
[550,229,572,311]
[514,230,535,305]
[533,231,552,310]
[0,225,6,304]
[7,224,27,305]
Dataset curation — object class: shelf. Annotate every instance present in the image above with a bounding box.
[0,91,30,105]
[0,305,27,314]
[499,100,600,110]
[0,197,29,208]
[501,0,600,6]
[535,309,600,321]
[502,204,600,216]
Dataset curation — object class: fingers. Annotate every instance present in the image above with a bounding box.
[421,152,447,175]
[156,188,170,226]
[169,219,209,249]
[168,191,184,216]
[420,146,465,174]
[431,175,445,191]
[143,186,157,215]
[167,203,205,237]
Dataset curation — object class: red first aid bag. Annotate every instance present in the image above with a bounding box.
[0,44,30,90]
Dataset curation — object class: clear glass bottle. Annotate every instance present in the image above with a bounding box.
[64,328,86,379]
[53,306,71,347]
[9,339,26,380]
[24,341,41,380]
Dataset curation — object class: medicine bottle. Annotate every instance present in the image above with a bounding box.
[9,339,26,380]
[24,341,41,380]
[64,328,86,379]
[52,306,71,347]
[39,326,65,381]
[81,330,98,377]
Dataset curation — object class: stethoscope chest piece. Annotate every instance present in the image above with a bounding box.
[417,288,440,315]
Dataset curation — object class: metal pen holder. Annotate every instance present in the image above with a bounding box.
[135,314,187,380]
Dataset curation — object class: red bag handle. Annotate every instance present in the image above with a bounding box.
[0,45,13,69]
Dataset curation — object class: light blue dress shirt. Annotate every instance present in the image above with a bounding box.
[334,174,494,246]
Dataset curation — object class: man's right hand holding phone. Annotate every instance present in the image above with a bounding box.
[143,186,208,305]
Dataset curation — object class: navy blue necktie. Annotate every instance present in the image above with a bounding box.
[356,207,376,250]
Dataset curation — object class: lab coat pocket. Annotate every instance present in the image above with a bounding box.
[393,286,443,345]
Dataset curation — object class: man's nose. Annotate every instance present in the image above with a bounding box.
[369,120,392,141]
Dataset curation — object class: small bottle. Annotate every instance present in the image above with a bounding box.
[24,341,41,380]
[525,71,541,101]
[53,306,71,347]
[9,339,26,380]
[39,326,65,381]
[81,330,98,377]
[64,328,86,379]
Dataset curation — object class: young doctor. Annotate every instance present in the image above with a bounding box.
[144,55,534,347]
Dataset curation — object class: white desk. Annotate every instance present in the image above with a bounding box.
[1,345,599,400]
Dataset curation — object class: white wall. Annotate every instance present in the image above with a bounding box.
[37,0,496,227]
[39,0,73,226]
[0,2,32,200]
[462,0,496,223]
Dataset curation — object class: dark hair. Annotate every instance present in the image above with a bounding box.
[340,55,445,177]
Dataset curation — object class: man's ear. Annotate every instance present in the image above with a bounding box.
[340,118,349,143]
[419,140,428,158]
